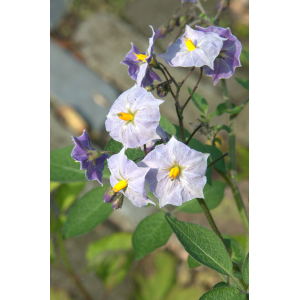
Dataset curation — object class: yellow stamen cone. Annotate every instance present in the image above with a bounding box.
[134,53,148,62]
[169,167,180,181]
[117,112,133,121]
[113,180,128,192]
[184,36,196,51]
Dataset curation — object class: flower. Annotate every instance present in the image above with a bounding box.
[107,148,154,208]
[141,125,169,152]
[138,136,209,207]
[105,85,164,149]
[196,26,242,85]
[121,25,161,88]
[158,25,225,68]
[71,130,109,185]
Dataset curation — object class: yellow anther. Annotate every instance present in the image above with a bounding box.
[134,53,148,62]
[184,36,196,51]
[169,167,180,181]
[113,180,128,192]
[117,112,133,121]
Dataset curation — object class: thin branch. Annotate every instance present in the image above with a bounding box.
[159,62,178,88]
[181,67,203,111]
[176,67,195,100]
[143,144,147,156]
[196,0,208,15]
[207,152,228,168]
[158,64,177,100]
[185,123,204,144]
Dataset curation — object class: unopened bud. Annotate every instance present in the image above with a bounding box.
[157,24,168,39]
[217,0,229,11]
[168,17,178,31]
[178,15,188,28]
[156,81,170,98]
[111,193,124,210]
[103,186,116,203]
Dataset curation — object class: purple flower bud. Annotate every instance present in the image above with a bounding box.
[168,17,178,31]
[156,81,170,98]
[111,193,124,210]
[178,15,188,28]
[217,0,229,11]
[103,186,116,203]
[157,25,168,39]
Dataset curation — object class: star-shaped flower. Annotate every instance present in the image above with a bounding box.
[196,26,242,85]
[158,25,225,68]
[105,85,164,149]
[121,25,161,88]
[107,147,154,208]
[71,130,109,185]
[138,136,209,207]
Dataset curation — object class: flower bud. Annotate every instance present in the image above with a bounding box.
[156,81,170,98]
[178,15,188,28]
[103,186,116,203]
[217,0,229,11]
[157,24,168,39]
[168,17,178,31]
[111,193,124,210]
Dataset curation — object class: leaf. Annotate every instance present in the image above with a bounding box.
[213,282,229,289]
[62,186,113,238]
[104,138,144,161]
[50,181,60,193]
[231,106,242,115]
[199,286,246,299]
[159,115,177,136]
[188,88,208,117]
[208,111,217,120]
[86,232,134,289]
[214,137,222,146]
[187,255,201,268]
[132,212,172,260]
[164,286,203,300]
[215,124,230,133]
[223,235,245,264]
[232,270,243,280]
[50,146,86,183]
[173,124,191,140]
[235,78,249,90]
[55,182,86,212]
[242,253,249,285]
[215,103,227,116]
[165,215,232,275]
[178,181,226,213]
[242,50,249,62]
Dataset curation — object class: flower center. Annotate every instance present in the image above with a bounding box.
[117,112,133,121]
[184,36,196,51]
[113,180,128,192]
[134,53,148,62]
[169,166,180,181]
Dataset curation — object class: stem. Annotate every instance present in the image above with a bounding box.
[158,64,177,100]
[176,103,186,142]
[217,171,249,234]
[143,144,147,156]
[197,198,230,255]
[196,0,208,15]
[207,152,228,169]
[56,233,93,300]
[158,62,178,88]
[185,123,204,145]
[176,67,195,99]
[181,67,203,111]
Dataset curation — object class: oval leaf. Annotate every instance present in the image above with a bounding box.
[242,253,249,285]
[235,78,249,90]
[159,115,177,136]
[165,215,232,275]
[133,212,172,260]
[187,255,201,268]
[199,286,246,300]
[50,146,86,182]
[62,186,113,238]
[213,282,228,289]
[178,181,226,213]
[223,235,245,264]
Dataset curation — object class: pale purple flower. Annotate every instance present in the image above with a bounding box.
[158,25,225,68]
[138,136,209,208]
[196,26,242,85]
[71,130,109,185]
[121,25,161,88]
[105,85,164,149]
[107,148,154,208]
[141,125,169,152]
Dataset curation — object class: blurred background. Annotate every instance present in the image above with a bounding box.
[50,0,249,299]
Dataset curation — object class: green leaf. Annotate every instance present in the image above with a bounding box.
[199,286,246,299]
[50,146,86,182]
[86,232,132,261]
[174,124,191,140]
[55,182,86,212]
[208,111,217,120]
[165,215,232,275]
[235,78,249,90]
[213,282,229,289]
[214,137,222,146]
[187,255,201,268]
[188,88,208,117]
[62,186,113,238]
[215,103,227,116]
[50,181,60,193]
[105,139,144,161]
[178,181,226,213]
[242,253,249,285]
[242,50,249,62]
[215,124,230,133]
[223,235,245,264]
[159,115,177,136]
[232,270,243,280]
[132,212,172,260]
[231,106,242,115]
[86,232,134,289]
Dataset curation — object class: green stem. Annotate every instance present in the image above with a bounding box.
[56,233,93,300]
[176,104,186,142]
[217,171,249,234]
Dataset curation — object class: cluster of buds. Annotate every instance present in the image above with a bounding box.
[103,186,124,210]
